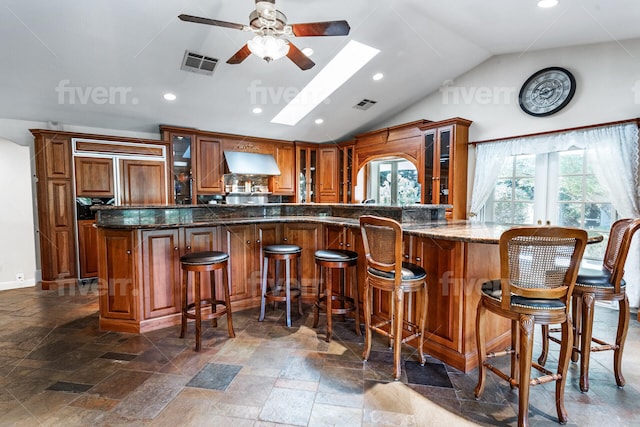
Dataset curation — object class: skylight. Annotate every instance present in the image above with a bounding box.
[271,40,380,126]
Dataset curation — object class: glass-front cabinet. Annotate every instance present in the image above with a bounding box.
[171,134,193,205]
[420,118,471,220]
[424,126,452,205]
[339,143,354,203]
[297,144,317,203]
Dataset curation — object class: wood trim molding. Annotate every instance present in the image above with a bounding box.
[470,118,640,145]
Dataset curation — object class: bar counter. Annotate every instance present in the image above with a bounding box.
[94,204,599,372]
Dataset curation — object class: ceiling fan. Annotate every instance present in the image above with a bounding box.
[179,0,350,70]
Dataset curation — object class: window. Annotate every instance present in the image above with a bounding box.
[486,149,616,259]
[367,158,420,205]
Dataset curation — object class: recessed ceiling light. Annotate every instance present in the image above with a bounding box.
[271,40,380,126]
[302,47,314,57]
[252,107,263,114]
[315,118,324,125]
[537,0,558,8]
[372,73,384,81]
[163,93,177,101]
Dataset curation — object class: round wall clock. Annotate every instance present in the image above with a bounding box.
[518,67,576,117]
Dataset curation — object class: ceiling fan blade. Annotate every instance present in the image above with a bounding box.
[227,44,252,64]
[290,20,350,37]
[178,14,245,31]
[286,42,315,70]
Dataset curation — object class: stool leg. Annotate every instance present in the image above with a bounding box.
[273,259,281,310]
[352,264,361,336]
[210,270,218,328]
[180,268,188,339]
[313,263,322,329]
[259,256,268,322]
[297,256,303,316]
[614,295,630,388]
[580,292,595,392]
[418,283,427,365]
[362,278,372,362]
[339,268,346,322]
[285,259,292,327]
[392,287,404,380]
[194,272,202,352]
[325,267,333,342]
[222,263,235,338]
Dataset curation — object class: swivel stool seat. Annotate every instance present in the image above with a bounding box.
[179,250,235,351]
[312,249,361,342]
[259,244,303,327]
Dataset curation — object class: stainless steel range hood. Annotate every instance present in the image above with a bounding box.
[223,151,281,175]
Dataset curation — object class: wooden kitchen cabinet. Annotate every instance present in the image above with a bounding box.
[317,145,339,203]
[77,219,99,279]
[282,222,322,302]
[338,143,355,203]
[195,136,224,194]
[271,143,295,195]
[221,223,283,309]
[74,156,114,197]
[98,228,137,329]
[296,144,317,203]
[421,119,471,219]
[119,159,168,205]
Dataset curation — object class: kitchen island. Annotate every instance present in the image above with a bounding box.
[94,203,591,372]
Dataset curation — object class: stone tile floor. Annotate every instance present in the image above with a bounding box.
[1,284,640,426]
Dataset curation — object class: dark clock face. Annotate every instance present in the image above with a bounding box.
[519,67,576,117]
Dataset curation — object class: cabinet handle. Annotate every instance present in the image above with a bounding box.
[174,247,179,251]
[339,242,344,246]
[346,243,351,248]
[256,240,260,244]
[126,250,131,255]
[246,240,251,244]
[404,254,409,259]
[186,245,191,250]
[415,257,421,262]
[283,237,288,241]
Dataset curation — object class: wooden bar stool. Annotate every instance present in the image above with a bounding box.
[179,251,235,351]
[359,215,428,380]
[259,244,303,327]
[312,249,361,342]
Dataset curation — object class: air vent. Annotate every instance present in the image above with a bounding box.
[181,50,218,76]
[353,99,377,110]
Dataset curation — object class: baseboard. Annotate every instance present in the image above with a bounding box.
[0,279,36,291]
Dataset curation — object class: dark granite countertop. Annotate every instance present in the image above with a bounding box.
[94,204,603,244]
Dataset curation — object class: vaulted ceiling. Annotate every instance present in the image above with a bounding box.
[2,0,639,142]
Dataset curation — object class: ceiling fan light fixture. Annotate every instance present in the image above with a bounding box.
[247,35,290,62]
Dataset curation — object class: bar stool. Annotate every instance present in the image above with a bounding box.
[475,227,587,427]
[259,244,303,327]
[312,249,361,342]
[359,215,428,380]
[179,251,235,351]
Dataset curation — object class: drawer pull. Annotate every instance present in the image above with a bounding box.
[415,257,421,262]
[126,250,131,255]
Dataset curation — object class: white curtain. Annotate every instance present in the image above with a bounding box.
[469,122,640,306]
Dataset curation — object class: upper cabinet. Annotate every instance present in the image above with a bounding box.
[194,136,224,195]
[119,158,168,205]
[420,118,471,219]
[271,143,295,195]
[317,145,339,203]
[338,142,355,203]
[75,156,114,197]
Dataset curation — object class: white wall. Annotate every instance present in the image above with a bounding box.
[0,138,37,290]
[0,118,160,289]
[380,38,640,142]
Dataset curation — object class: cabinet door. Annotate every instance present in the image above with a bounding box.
[222,224,256,302]
[183,226,219,301]
[43,180,76,280]
[339,145,354,203]
[423,130,438,204]
[195,137,224,194]
[283,222,321,302]
[119,159,167,205]
[317,145,339,202]
[141,229,181,319]
[415,236,461,351]
[256,222,283,288]
[271,144,295,195]
[44,136,72,178]
[437,126,452,205]
[75,156,114,197]
[78,220,99,278]
[98,229,136,321]
[296,146,317,203]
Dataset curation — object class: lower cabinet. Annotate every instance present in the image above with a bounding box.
[77,219,99,279]
[98,229,137,328]
[221,223,284,309]
[283,222,322,302]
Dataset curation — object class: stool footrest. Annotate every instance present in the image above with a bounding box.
[315,295,357,315]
